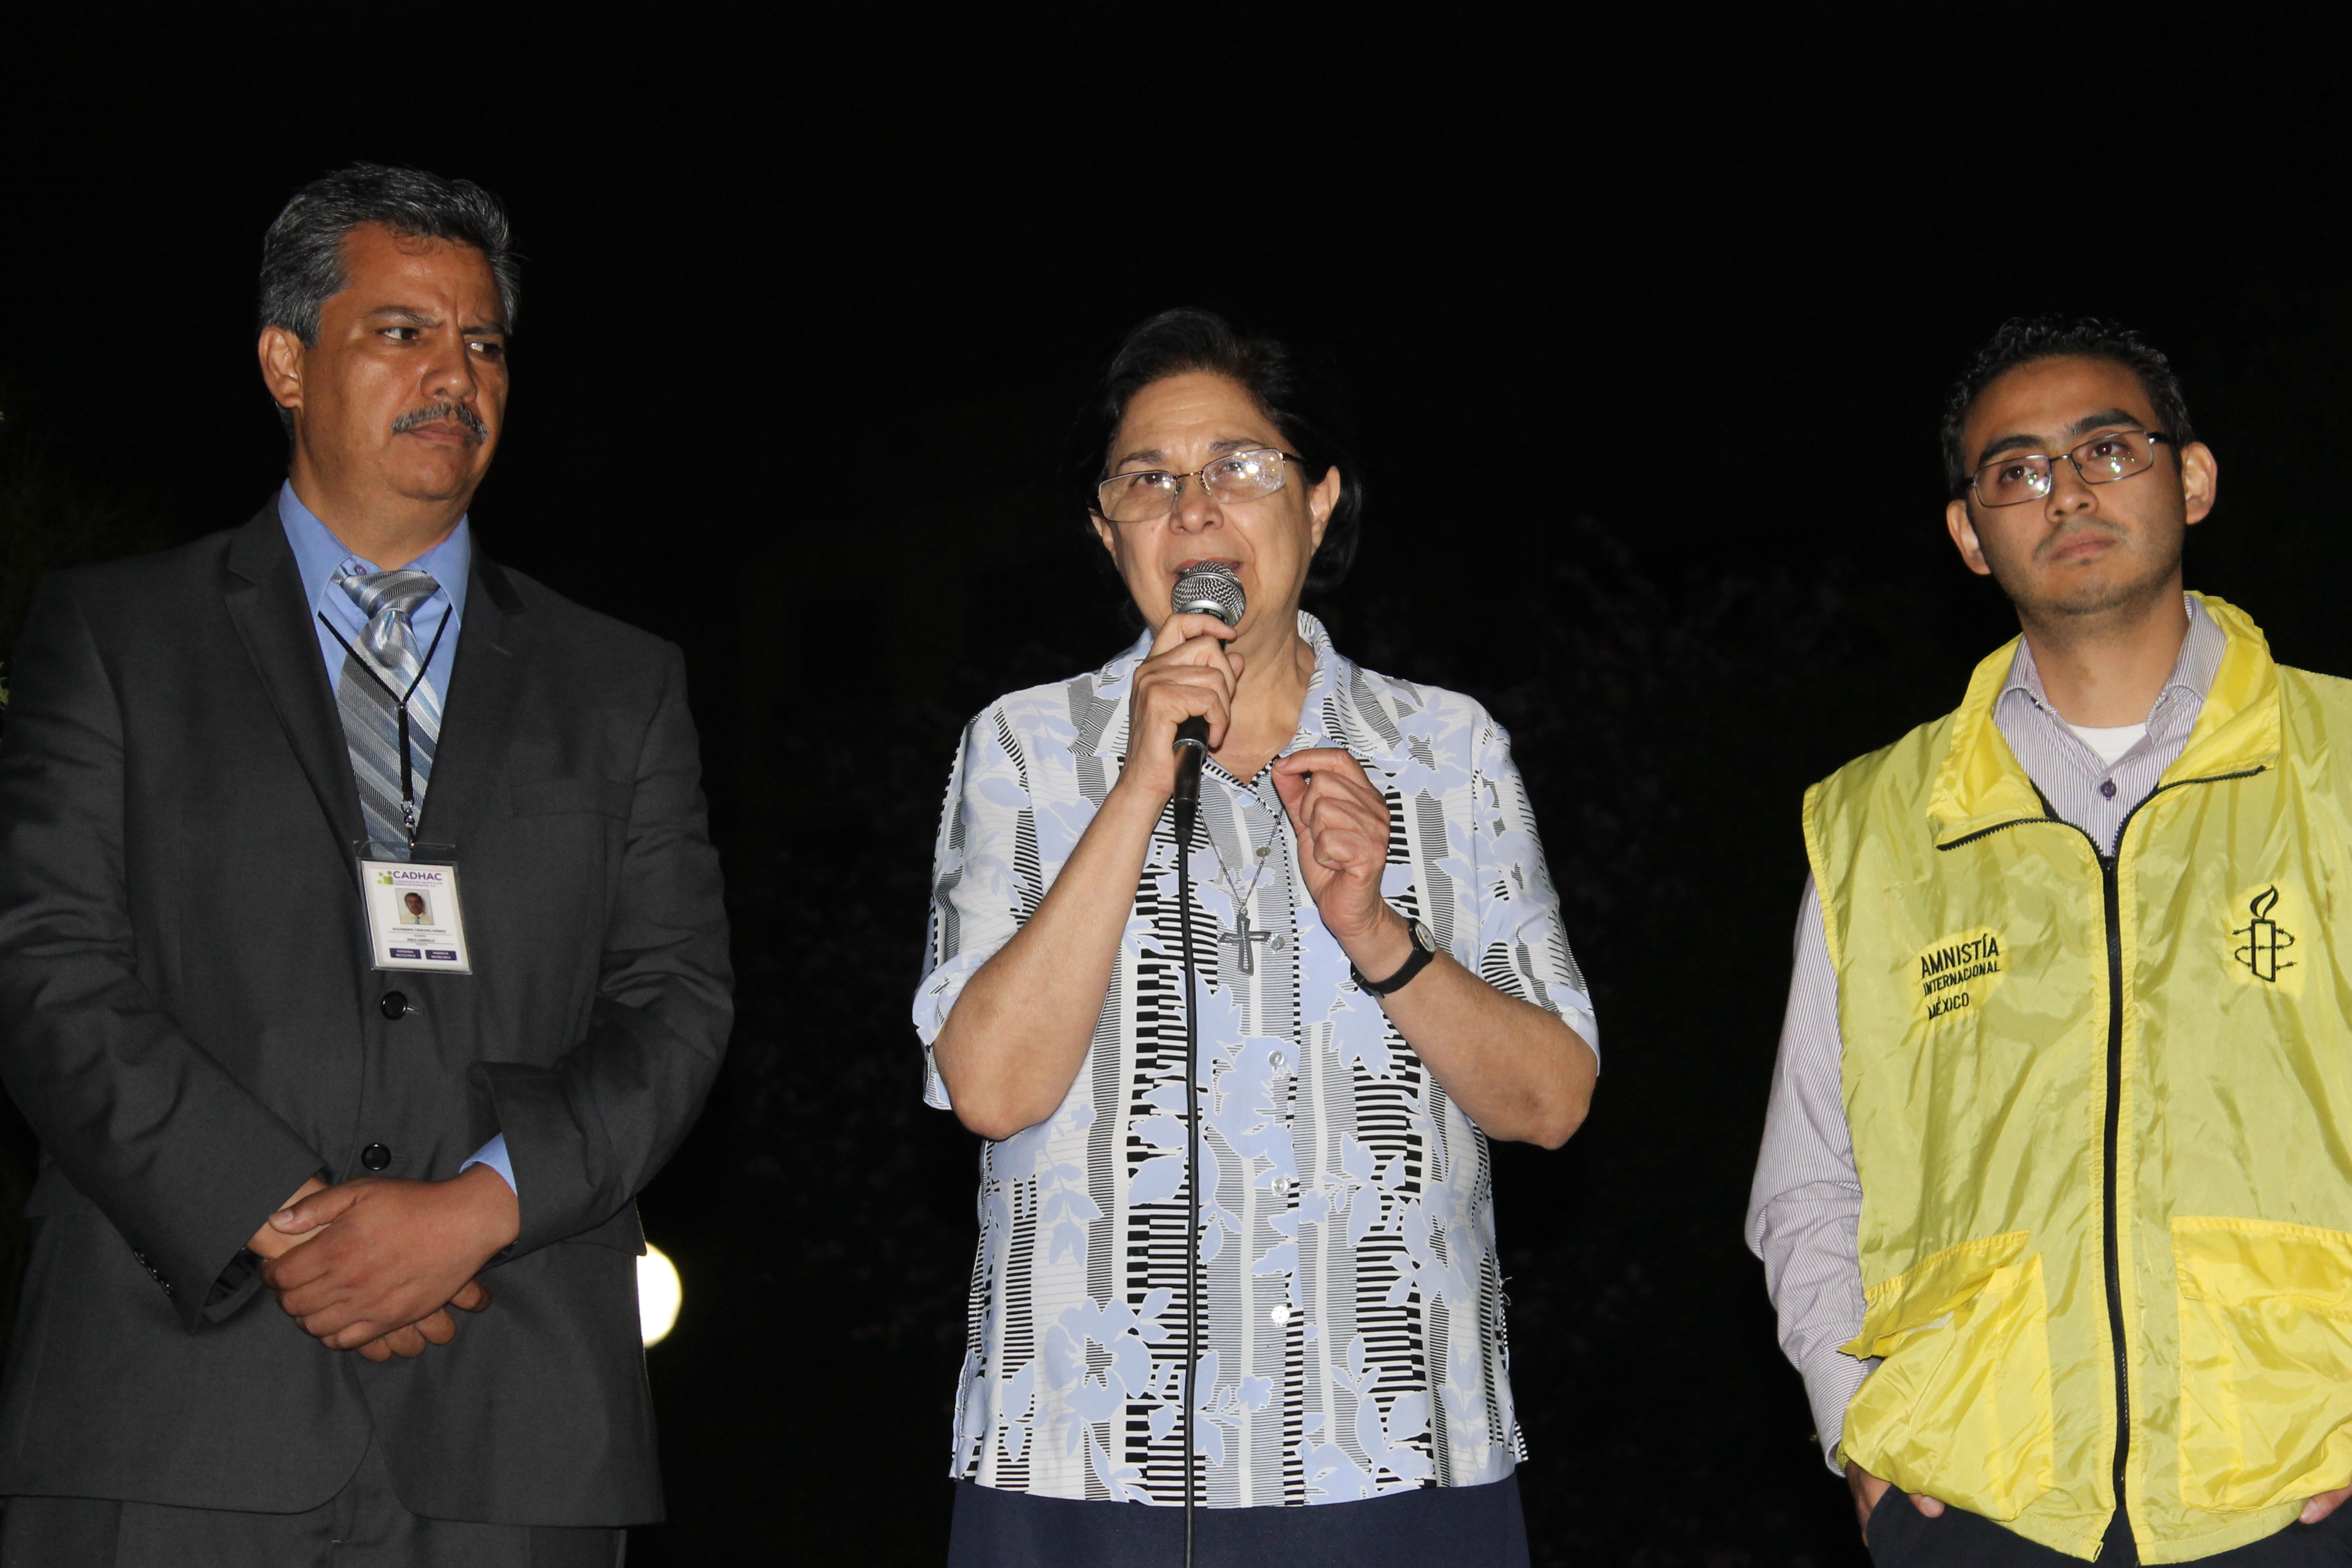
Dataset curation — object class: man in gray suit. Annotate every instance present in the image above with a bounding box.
[0,164,732,1565]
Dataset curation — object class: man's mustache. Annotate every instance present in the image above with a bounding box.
[390,401,489,442]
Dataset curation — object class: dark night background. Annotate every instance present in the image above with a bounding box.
[3,18,2349,1565]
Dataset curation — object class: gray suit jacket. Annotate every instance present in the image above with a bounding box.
[0,505,732,1524]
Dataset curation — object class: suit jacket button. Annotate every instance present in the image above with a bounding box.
[361,1143,392,1172]
[379,991,410,1021]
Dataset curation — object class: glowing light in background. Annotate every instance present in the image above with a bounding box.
[638,1244,682,1346]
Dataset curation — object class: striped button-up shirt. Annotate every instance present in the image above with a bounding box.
[915,613,1596,1508]
[1746,595,2224,1471]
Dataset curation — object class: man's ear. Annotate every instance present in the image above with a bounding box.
[258,325,307,418]
[2179,440,2219,527]
[1945,497,1994,578]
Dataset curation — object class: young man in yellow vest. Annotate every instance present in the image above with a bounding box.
[1749,316,2352,1565]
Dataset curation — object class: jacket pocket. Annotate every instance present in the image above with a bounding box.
[509,777,633,818]
[567,1201,646,1256]
[2174,1216,2352,1512]
[1841,1231,2055,1521]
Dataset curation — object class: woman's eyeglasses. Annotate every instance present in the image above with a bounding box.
[1094,449,1300,523]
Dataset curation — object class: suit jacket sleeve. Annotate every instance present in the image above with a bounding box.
[0,577,325,1330]
[473,641,732,1257]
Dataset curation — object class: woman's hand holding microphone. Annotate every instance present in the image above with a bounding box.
[1114,613,1245,804]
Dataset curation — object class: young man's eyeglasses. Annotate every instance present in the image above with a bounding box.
[1969,429,2170,508]
[1094,449,1301,524]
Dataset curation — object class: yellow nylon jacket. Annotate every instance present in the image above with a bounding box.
[1803,596,2352,1562]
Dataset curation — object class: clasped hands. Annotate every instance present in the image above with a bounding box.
[247,1164,521,1362]
[1846,1462,2352,1541]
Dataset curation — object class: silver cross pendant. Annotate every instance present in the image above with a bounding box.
[1220,906,1275,976]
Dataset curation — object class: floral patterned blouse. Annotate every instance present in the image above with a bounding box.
[915,613,1596,1509]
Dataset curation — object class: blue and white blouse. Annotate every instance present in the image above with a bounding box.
[914,612,1597,1509]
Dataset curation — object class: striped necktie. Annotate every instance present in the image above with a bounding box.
[334,566,443,857]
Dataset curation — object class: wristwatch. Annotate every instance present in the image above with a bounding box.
[1352,918,1439,997]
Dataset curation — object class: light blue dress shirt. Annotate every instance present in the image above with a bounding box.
[276,482,514,1196]
[279,482,469,706]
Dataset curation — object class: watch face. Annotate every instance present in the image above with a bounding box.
[1412,919,1436,952]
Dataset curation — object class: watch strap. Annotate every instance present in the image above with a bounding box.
[1352,922,1438,997]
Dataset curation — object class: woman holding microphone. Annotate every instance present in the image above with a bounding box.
[916,309,1597,1567]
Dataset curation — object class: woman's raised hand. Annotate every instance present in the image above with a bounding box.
[1117,612,1246,801]
[1272,748,1401,951]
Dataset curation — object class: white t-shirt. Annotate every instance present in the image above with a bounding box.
[2065,720,2148,764]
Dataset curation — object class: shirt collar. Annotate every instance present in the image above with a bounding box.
[1087,611,1415,763]
[277,480,472,622]
[1930,592,2279,842]
[1999,591,2223,741]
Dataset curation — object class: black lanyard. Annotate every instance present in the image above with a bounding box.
[319,603,454,845]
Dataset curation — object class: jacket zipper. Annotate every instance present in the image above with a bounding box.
[2099,848,2130,1529]
[1934,765,2265,1537]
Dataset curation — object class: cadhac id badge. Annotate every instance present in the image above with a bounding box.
[359,857,473,974]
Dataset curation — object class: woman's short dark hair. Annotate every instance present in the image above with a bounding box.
[1941,315,2196,498]
[1071,308,1363,595]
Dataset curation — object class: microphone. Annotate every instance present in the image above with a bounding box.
[1167,564,1246,823]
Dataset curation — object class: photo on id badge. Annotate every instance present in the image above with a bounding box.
[362,857,472,974]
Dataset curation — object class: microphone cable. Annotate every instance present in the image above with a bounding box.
[1163,562,1242,1568]
[1174,771,1202,1568]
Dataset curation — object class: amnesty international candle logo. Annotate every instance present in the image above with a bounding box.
[1916,926,2005,1022]
[2233,885,2299,984]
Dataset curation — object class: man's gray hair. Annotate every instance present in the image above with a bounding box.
[259,162,519,346]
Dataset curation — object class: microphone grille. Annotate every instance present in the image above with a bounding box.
[1169,563,1246,628]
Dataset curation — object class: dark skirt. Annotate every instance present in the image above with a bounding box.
[947,1473,1531,1568]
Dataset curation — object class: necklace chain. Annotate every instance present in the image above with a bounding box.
[1195,810,1280,974]
[1206,832,1273,911]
